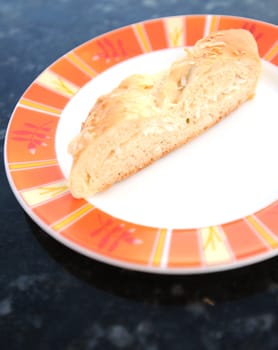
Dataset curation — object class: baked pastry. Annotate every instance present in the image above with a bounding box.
[68,29,261,198]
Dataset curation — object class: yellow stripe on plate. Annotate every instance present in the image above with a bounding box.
[9,159,58,170]
[200,226,232,265]
[204,15,219,36]
[133,23,152,52]
[246,215,278,249]
[19,98,61,116]
[263,41,278,62]
[66,51,98,77]
[165,16,185,47]
[36,70,79,98]
[152,228,167,267]
[21,180,68,206]
[51,203,94,231]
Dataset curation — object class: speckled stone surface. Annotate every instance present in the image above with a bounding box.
[1,1,278,349]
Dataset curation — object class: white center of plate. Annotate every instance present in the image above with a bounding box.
[56,48,278,229]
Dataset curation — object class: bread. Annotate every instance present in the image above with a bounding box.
[68,29,261,198]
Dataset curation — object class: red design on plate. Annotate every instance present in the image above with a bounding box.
[93,38,132,63]
[11,121,52,155]
[90,214,142,252]
[242,22,264,41]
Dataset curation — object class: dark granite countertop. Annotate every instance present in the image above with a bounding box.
[1,1,278,349]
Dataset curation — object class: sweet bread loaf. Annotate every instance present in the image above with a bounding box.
[68,29,261,198]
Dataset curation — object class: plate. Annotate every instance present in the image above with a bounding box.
[4,14,278,274]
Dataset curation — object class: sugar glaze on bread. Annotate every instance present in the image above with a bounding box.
[68,29,261,198]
